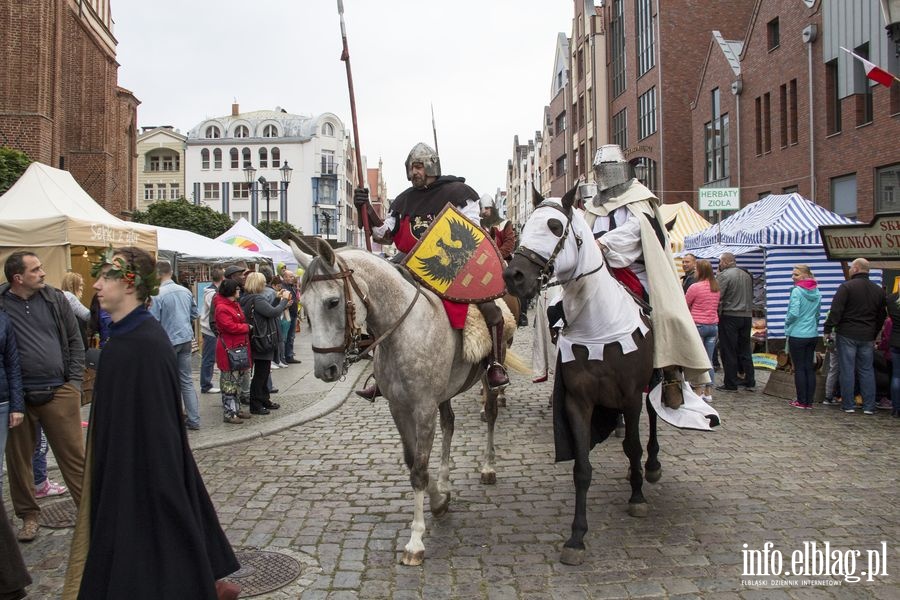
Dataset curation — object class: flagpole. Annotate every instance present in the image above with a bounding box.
[839,46,900,85]
[338,0,372,252]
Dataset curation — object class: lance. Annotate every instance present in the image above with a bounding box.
[338,0,372,251]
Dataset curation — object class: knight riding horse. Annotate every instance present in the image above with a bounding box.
[354,143,509,399]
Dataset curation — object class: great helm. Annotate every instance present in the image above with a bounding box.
[405,142,441,181]
[592,144,633,192]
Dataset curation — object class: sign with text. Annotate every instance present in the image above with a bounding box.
[819,212,900,261]
[698,188,740,211]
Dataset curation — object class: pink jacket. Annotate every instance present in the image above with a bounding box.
[685,280,720,325]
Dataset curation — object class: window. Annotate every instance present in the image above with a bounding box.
[213,148,222,169]
[203,183,220,201]
[149,156,160,172]
[826,59,841,134]
[157,184,166,199]
[610,0,626,97]
[232,182,250,199]
[232,211,249,221]
[242,147,251,169]
[638,87,657,139]
[635,0,655,77]
[201,149,210,170]
[758,191,772,200]
[779,84,788,148]
[262,124,278,138]
[763,92,772,152]
[783,185,799,194]
[259,147,268,168]
[831,174,857,218]
[876,163,900,214]
[261,211,279,223]
[704,89,730,182]
[577,94,585,130]
[612,108,627,149]
[555,111,566,135]
[322,150,335,174]
[143,184,154,201]
[579,142,586,178]
[322,122,335,136]
[169,184,180,200]
[555,154,567,176]
[854,43,874,126]
[230,148,239,169]
[317,178,336,204]
[789,79,798,144]
[271,147,281,168]
[162,154,178,171]
[205,125,221,139]
[767,18,780,50]
[234,125,249,138]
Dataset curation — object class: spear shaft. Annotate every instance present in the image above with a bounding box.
[338,0,372,251]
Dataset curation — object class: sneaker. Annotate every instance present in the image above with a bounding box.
[285,358,302,364]
[270,362,281,370]
[702,394,713,403]
[34,479,68,499]
[203,387,221,394]
[863,409,876,415]
[223,415,244,424]
[17,518,39,542]
[876,398,892,410]
[821,399,838,406]
[278,362,289,368]
[789,400,806,409]
[843,409,856,413]
[803,404,813,410]
[186,423,200,431]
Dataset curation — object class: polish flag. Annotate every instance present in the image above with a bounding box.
[840,46,897,87]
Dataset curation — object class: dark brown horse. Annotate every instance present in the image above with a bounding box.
[502,187,661,565]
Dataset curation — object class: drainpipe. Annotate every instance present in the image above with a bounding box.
[803,25,818,201]
[735,91,742,195]
[655,3,665,201]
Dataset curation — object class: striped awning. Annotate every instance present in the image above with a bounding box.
[659,202,712,253]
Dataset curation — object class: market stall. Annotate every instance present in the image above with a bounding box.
[215,217,297,271]
[658,201,711,275]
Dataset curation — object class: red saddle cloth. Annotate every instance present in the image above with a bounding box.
[609,266,645,298]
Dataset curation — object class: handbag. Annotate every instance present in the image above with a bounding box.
[249,304,277,354]
[220,338,251,371]
[81,347,102,406]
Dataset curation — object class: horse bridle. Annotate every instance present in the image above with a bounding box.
[307,257,421,368]
[513,201,595,289]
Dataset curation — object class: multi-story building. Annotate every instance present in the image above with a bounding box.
[542,32,572,198]
[570,0,608,184]
[506,134,542,230]
[185,104,354,241]
[0,0,140,217]
[136,126,186,210]
[692,0,900,222]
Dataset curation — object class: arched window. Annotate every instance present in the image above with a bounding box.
[259,147,268,168]
[201,149,210,170]
[322,122,335,136]
[205,125,220,138]
[242,147,251,168]
[263,124,278,138]
[230,148,239,169]
[235,125,249,138]
[213,148,222,169]
[271,147,281,168]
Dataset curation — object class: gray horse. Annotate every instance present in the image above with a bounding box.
[290,240,516,566]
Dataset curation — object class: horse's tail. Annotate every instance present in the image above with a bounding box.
[504,349,532,376]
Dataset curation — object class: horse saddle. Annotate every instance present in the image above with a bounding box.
[460,299,516,364]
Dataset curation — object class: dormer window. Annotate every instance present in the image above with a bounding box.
[205,125,221,139]
[322,122,335,136]
[235,125,249,138]
[263,124,278,138]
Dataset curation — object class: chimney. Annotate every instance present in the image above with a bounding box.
[232,102,239,116]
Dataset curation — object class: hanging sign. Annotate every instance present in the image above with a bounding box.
[698,188,740,211]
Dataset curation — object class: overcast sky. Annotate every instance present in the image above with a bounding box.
[113,1,572,199]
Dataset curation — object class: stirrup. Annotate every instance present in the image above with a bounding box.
[355,375,380,402]
[487,362,509,390]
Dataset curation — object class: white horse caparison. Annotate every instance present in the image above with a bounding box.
[291,241,504,566]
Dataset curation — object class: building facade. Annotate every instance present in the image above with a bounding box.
[506,134,542,230]
[542,32,572,198]
[0,0,140,217]
[185,104,354,241]
[136,126,186,210]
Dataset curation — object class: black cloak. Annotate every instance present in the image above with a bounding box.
[389,175,478,217]
[67,306,238,599]
[0,501,31,598]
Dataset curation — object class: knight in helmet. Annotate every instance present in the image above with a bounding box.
[583,144,711,407]
[479,194,516,264]
[353,143,510,400]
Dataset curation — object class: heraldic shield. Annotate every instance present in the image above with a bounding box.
[402,204,507,303]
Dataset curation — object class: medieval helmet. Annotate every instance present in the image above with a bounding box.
[479,193,495,209]
[592,144,633,193]
[405,142,441,180]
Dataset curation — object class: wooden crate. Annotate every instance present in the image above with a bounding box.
[762,369,825,402]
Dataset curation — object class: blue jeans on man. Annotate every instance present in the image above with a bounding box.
[201,333,217,392]
[836,334,875,412]
[174,341,200,428]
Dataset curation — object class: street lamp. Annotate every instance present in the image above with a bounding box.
[321,210,332,241]
[633,161,648,186]
[881,0,900,57]
[243,161,293,232]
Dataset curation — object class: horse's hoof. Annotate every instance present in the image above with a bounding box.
[431,492,451,518]
[628,502,649,518]
[645,467,662,484]
[497,394,507,407]
[401,549,425,566]
[560,546,585,565]
[480,470,496,485]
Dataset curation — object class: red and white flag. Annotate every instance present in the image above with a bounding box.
[840,46,897,87]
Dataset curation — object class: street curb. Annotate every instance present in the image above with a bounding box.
[191,361,372,451]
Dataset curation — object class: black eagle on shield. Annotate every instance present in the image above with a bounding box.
[415,218,479,286]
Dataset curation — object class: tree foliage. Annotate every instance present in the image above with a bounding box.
[0,147,32,195]
[256,219,303,241]
[131,199,235,239]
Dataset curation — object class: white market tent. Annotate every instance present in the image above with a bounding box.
[215,218,297,270]
[0,162,157,285]
[683,193,875,338]
[154,226,269,264]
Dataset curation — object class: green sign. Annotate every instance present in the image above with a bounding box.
[698,187,740,211]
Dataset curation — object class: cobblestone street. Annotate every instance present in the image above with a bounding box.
[8,325,900,598]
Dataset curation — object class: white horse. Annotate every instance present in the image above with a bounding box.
[290,240,518,566]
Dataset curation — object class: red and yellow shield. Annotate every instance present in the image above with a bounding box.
[402,204,507,303]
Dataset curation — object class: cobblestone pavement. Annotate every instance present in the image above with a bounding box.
[7,325,900,598]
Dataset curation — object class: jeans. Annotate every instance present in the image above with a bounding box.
[695,323,718,383]
[891,348,900,412]
[174,341,200,428]
[824,348,840,400]
[284,313,297,360]
[836,334,876,412]
[200,334,217,392]
[718,315,755,388]
[32,424,48,486]
[0,401,8,498]
[789,336,818,405]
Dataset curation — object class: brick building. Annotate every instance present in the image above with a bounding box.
[0,0,139,218]
[542,33,572,198]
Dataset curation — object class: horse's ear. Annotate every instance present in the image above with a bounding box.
[561,184,578,212]
[532,184,544,208]
[316,238,336,267]
[286,239,313,269]
[665,215,678,232]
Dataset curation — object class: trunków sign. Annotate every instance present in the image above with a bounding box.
[819,212,900,261]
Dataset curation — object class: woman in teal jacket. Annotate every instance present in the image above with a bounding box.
[785,264,822,408]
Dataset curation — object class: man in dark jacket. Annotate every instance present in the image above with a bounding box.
[0,251,84,543]
[823,258,886,415]
[716,252,755,391]
[681,253,697,292]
